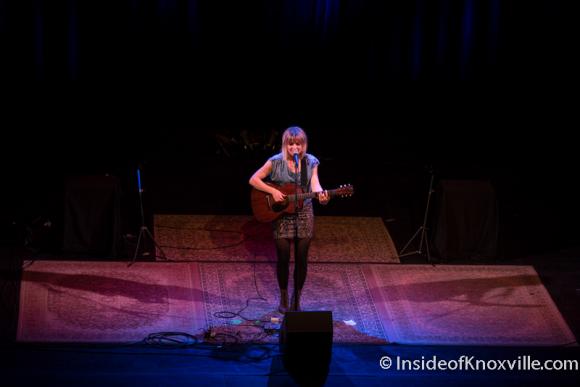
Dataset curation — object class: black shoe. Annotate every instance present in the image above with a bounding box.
[290,289,302,312]
[278,289,289,313]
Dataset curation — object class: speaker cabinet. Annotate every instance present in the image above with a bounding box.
[63,175,121,257]
[432,179,498,260]
[280,311,333,385]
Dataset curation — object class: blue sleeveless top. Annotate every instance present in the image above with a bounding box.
[268,153,320,201]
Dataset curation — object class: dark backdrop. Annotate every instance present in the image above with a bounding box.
[1,0,577,83]
[1,0,578,256]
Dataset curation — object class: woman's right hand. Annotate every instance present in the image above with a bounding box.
[271,189,286,203]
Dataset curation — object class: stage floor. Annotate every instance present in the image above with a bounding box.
[2,226,580,386]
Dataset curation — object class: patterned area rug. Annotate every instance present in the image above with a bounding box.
[17,260,387,344]
[363,264,577,346]
[198,262,388,344]
[18,261,574,346]
[17,261,206,343]
[153,214,399,263]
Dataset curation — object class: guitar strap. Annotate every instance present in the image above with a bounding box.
[301,157,308,189]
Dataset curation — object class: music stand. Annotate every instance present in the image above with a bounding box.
[128,167,167,267]
[398,166,435,262]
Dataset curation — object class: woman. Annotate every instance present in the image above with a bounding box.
[249,126,330,312]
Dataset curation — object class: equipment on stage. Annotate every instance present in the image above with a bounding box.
[280,311,333,385]
[129,166,167,266]
[398,165,435,262]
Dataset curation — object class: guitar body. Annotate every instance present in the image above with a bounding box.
[251,182,305,223]
[251,182,354,223]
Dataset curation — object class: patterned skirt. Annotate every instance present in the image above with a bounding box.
[273,200,314,239]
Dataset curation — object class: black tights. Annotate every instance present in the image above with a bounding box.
[275,238,311,291]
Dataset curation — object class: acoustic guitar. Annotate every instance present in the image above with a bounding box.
[250,182,354,222]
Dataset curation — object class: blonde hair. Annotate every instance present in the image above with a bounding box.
[281,126,308,160]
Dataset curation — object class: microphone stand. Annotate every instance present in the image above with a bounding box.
[293,154,300,310]
[294,155,300,217]
[398,165,435,263]
[129,167,167,267]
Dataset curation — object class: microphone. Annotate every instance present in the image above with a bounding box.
[293,152,299,167]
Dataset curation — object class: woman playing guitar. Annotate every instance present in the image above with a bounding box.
[249,126,329,313]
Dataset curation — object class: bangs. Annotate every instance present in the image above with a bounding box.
[284,134,306,145]
[282,126,308,146]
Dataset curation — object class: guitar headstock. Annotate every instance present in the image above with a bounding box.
[335,184,354,197]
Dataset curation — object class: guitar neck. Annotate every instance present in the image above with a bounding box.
[291,189,340,201]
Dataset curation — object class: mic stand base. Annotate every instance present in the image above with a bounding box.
[129,226,168,267]
[398,226,432,263]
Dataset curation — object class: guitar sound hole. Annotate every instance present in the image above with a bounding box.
[271,199,288,212]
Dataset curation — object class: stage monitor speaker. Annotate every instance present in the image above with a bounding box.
[280,311,333,385]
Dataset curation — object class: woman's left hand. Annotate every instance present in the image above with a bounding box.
[318,190,330,205]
